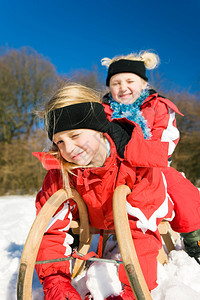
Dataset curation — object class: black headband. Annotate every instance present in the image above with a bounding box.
[47,102,111,141]
[106,59,148,86]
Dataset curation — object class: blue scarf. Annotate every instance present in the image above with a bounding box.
[109,90,152,140]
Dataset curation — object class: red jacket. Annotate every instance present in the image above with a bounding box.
[103,91,183,159]
[34,129,174,284]
[102,93,200,235]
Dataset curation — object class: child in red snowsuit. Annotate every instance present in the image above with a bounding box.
[101,51,200,263]
[34,83,174,299]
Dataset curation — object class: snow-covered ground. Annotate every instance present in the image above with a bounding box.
[1,194,200,300]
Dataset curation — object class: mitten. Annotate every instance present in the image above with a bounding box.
[43,274,82,300]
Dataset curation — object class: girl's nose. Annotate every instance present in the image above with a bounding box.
[64,140,75,155]
[120,82,127,91]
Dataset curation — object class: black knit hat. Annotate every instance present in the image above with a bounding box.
[106,59,148,86]
[47,102,111,141]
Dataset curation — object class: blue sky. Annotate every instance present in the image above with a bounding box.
[0,0,199,94]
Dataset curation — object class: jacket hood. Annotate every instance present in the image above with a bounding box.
[32,152,61,170]
[142,90,184,116]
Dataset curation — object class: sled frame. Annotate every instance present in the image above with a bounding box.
[17,186,178,300]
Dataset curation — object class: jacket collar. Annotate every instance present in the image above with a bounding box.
[141,90,183,115]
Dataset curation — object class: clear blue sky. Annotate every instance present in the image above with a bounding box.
[0,0,199,94]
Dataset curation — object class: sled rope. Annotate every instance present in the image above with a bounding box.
[35,249,123,265]
[97,229,104,257]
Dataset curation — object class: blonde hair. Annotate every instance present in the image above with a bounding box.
[38,82,102,190]
[39,82,100,117]
[101,50,160,70]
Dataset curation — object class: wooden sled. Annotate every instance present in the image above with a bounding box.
[17,185,178,300]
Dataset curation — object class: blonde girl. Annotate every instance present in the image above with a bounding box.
[101,51,200,265]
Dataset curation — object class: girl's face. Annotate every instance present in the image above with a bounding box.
[53,129,107,167]
[109,73,147,104]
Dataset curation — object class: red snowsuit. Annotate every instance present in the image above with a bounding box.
[34,128,174,294]
[103,91,200,233]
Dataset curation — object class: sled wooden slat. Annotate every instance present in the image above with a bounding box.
[157,245,169,265]
[157,221,170,264]
[17,188,91,300]
[70,189,92,278]
[113,185,153,300]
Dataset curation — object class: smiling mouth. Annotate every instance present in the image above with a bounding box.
[120,93,132,98]
[71,151,84,160]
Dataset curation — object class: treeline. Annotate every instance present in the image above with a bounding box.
[0,47,199,195]
[169,92,200,185]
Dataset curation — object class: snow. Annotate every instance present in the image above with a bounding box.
[1,195,200,300]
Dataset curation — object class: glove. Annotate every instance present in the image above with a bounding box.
[108,121,132,158]
[43,274,82,300]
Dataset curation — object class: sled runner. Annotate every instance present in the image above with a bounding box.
[17,186,178,300]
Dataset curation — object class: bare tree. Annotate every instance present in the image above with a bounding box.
[0,46,59,142]
[70,66,103,90]
[0,47,60,194]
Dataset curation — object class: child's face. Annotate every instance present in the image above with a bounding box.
[109,73,147,104]
[53,129,107,167]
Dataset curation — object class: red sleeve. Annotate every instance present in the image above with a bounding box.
[35,170,78,284]
[142,98,182,157]
[103,102,169,167]
[124,123,169,168]
[35,169,62,213]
